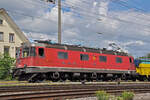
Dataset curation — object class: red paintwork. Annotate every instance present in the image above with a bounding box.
[16,46,135,72]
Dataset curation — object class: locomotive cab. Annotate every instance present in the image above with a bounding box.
[127,57,135,71]
[16,45,37,68]
[13,43,47,82]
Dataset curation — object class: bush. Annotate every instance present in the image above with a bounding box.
[121,91,134,100]
[96,91,134,100]
[96,91,109,100]
[0,53,15,80]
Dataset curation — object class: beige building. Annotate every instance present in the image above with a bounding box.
[0,8,29,58]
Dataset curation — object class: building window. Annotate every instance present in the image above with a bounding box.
[58,52,68,59]
[99,56,107,62]
[0,32,3,41]
[116,57,122,63]
[0,19,3,25]
[38,48,44,57]
[9,33,14,43]
[4,46,9,55]
[80,54,89,61]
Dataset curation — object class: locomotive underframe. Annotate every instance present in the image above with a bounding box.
[13,66,136,82]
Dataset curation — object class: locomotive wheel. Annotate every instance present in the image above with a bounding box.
[18,74,26,81]
[50,72,60,82]
[131,78,136,81]
[92,73,97,80]
[80,73,88,81]
[27,73,45,83]
[113,74,119,81]
[101,74,108,81]
[60,73,69,81]
[18,74,32,81]
[131,75,136,81]
[28,79,37,83]
[138,78,144,81]
[147,76,150,81]
[51,79,59,82]
[52,72,60,79]
[138,76,145,81]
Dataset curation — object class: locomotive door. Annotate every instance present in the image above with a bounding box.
[37,47,45,66]
[92,55,97,68]
[80,54,90,69]
[129,57,134,70]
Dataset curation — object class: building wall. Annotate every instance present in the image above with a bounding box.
[0,13,23,58]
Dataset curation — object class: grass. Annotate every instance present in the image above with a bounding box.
[121,91,134,100]
[96,91,110,100]
[96,91,134,100]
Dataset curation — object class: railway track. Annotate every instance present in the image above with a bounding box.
[0,83,150,100]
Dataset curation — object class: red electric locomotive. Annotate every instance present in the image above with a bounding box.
[13,40,136,82]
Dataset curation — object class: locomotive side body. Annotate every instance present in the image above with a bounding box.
[13,42,136,82]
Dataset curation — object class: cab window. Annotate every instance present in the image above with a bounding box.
[22,47,29,58]
[38,48,44,57]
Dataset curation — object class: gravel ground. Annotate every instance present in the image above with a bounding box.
[69,93,150,100]
[68,97,97,100]
[133,93,150,100]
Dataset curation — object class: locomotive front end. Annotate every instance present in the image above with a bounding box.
[13,43,37,80]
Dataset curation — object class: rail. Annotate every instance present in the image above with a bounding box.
[0,83,150,99]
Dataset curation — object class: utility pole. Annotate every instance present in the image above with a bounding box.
[42,0,61,44]
[58,0,61,44]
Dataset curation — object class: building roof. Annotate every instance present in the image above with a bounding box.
[0,8,30,43]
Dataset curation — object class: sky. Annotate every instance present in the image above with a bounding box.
[0,0,150,57]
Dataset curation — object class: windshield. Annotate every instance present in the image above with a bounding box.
[22,47,36,58]
[22,47,29,58]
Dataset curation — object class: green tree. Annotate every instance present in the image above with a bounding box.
[0,53,15,80]
[139,53,150,59]
[147,53,150,58]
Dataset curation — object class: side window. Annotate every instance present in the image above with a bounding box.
[9,33,15,43]
[38,48,44,57]
[80,54,89,61]
[4,46,10,55]
[129,58,132,63]
[58,52,68,59]
[116,57,122,63]
[0,32,4,41]
[99,56,107,62]
[0,19,3,25]
[30,47,36,56]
